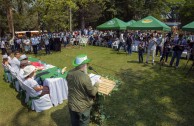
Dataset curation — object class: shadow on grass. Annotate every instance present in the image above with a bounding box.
[103,67,194,126]
[11,107,46,126]
[51,105,71,126]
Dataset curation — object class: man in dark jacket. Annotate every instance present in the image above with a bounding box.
[66,54,99,126]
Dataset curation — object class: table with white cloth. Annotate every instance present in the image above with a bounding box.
[28,57,69,106]
[43,78,68,106]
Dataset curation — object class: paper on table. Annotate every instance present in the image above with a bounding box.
[89,73,101,86]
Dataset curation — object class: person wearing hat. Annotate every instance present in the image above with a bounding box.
[19,54,28,61]
[18,60,29,80]
[66,54,99,126]
[23,65,49,96]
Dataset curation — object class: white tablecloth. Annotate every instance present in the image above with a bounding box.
[43,78,68,106]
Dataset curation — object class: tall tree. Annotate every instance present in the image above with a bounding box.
[179,0,194,26]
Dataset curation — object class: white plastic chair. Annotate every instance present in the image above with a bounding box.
[22,84,53,112]
[8,66,20,91]
[112,40,120,49]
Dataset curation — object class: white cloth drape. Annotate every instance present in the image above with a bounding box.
[43,78,68,106]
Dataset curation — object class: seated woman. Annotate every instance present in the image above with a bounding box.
[23,65,49,96]
[2,55,12,82]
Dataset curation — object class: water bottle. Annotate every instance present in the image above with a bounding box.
[44,63,47,69]
[38,60,41,64]
[57,69,60,76]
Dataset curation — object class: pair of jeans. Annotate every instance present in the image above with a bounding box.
[69,107,92,126]
[156,46,162,56]
[45,44,50,54]
[160,52,169,62]
[138,52,143,63]
[170,50,182,67]
[1,48,7,55]
[32,45,38,54]
[117,42,126,52]
[127,45,132,55]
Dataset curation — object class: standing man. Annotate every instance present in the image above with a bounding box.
[66,54,99,126]
[170,34,187,68]
[1,38,7,55]
[117,32,126,52]
[155,33,163,57]
[126,33,133,55]
[44,35,50,54]
[31,35,38,54]
[146,34,157,65]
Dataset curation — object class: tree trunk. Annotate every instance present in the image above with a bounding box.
[6,6,14,36]
[80,12,85,29]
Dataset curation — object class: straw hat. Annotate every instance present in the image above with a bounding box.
[2,55,8,59]
[19,54,28,61]
[23,65,36,78]
[72,54,91,67]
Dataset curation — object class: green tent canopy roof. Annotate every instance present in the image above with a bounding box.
[96,18,127,30]
[127,16,171,31]
[127,20,136,26]
[182,21,194,32]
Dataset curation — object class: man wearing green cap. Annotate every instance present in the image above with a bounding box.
[66,54,99,126]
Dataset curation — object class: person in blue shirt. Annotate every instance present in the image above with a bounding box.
[170,34,187,68]
[31,35,38,54]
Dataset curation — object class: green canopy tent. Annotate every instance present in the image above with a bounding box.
[182,21,194,32]
[127,16,171,31]
[96,18,128,30]
[127,20,136,26]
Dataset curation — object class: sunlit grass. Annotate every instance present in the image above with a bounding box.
[0,45,194,126]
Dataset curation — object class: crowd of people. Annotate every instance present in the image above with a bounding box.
[87,30,194,68]
[1,28,194,126]
[2,51,49,95]
[1,28,194,69]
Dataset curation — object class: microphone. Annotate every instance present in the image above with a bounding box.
[88,66,99,74]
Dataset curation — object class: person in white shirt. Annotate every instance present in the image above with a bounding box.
[146,34,157,65]
[117,33,126,52]
[23,65,49,96]
[23,37,31,53]
[1,38,7,55]
[10,51,21,74]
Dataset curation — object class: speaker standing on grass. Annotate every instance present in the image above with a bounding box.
[66,54,100,126]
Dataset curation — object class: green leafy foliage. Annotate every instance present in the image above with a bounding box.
[91,75,122,125]
[179,0,194,26]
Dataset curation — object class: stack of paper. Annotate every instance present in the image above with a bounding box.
[89,73,101,86]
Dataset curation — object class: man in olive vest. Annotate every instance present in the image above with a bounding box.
[66,54,99,126]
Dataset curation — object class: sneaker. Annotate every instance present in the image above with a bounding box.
[152,63,155,65]
[175,66,178,69]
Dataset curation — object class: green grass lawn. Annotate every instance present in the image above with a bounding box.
[0,46,194,126]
